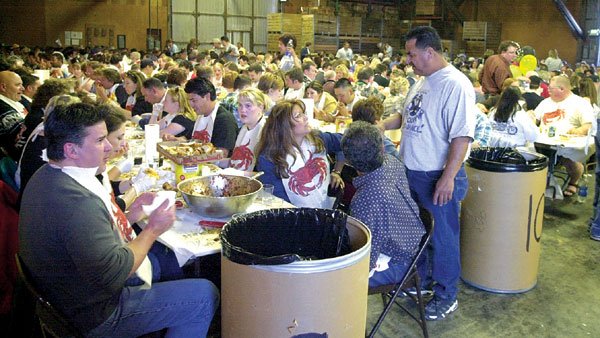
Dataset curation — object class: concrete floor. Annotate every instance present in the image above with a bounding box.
[366,196,600,338]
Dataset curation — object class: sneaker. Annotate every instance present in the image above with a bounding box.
[403,286,434,297]
[591,225,600,241]
[424,297,458,321]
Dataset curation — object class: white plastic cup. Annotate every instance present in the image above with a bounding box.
[262,184,274,205]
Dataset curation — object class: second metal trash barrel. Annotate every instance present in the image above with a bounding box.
[461,148,548,293]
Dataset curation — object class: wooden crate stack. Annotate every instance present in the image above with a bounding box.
[267,13,302,52]
[415,0,438,16]
[301,15,314,51]
[462,21,502,57]
[314,13,337,54]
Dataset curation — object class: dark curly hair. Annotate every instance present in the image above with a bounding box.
[31,78,71,112]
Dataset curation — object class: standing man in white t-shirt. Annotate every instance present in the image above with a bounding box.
[383,26,475,321]
[336,41,353,63]
[220,36,239,64]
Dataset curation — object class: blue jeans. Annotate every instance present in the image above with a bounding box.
[591,118,600,232]
[86,279,219,338]
[406,166,468,301]
[369,261,411,288]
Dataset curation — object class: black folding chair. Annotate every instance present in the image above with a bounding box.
[534,142,571,198]
[366,206,434,338]
[15,254,83,338]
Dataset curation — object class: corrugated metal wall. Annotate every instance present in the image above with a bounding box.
[171,0,277,53]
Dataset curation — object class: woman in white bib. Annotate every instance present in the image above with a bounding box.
[255,99,344,208]
[157,87,197,140]
[305,81,337,123]
[229,88,268,171]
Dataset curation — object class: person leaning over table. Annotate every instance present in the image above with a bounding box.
[100,105,185,284]
[255,99,345,208]
[486,86,539,147]
[334,77,363,117]
[165,76,238,157]
[382,26,475,321]
[102,105,159,206]
[19,102,219,337]
[341,121,425,287]
[156,86,197,140]
[305,81,337,123]
[138,77,167,127]
[534,74,595,197]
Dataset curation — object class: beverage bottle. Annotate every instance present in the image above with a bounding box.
[577,174,589,203]
[286,39,293,57]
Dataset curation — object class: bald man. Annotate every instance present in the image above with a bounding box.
[0,71,27,160]
[534,75,595,196]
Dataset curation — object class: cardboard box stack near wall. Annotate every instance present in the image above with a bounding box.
[267,13,307,53]
[463,21,502,58]
[415,0,438,16]
[301,14,315,53]
[314,14,337,54]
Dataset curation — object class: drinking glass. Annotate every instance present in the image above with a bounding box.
[262,184,275,205]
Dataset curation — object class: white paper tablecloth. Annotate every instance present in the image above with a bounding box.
[157,197,295,266]
[535,135,594,163]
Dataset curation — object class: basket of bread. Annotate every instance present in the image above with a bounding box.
[157,140,225,166]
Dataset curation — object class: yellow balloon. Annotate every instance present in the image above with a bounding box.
[519,55,537,75]
[510,64,522,78]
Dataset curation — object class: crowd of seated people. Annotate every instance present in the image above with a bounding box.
[4,34,600,335]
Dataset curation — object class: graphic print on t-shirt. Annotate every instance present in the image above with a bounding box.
[490,120,518,135]
[404,93,425,134]
[542,109,565,125]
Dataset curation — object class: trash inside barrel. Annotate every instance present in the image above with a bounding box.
[220,208,371,338]
[221,208,351,265]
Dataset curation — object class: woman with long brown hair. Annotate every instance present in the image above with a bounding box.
[255,99,344,207]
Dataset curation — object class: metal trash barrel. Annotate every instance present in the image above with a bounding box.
[461,148,548,293]
[220,208,371,338]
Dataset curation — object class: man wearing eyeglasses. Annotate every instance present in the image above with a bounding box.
[479,40,520,97]
[534,75,594,197]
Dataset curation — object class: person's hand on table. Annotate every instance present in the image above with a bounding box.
[126,192,156,224]
[314,108,326,120]
[162,133,185,141]
[336,102,350,117]
[566,126,588,136]
[314,108,334,123]
[131,168,157,194]
[95,85,109,102]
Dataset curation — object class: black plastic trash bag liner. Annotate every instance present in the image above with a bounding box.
[468,147,547,172]
[221,208,351,265]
